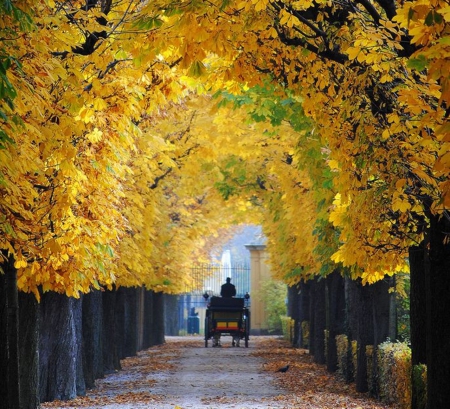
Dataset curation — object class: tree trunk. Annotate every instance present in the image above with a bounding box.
[136,287,145,351]
[287,284,300,346]
[326,270,346,373]
[6,259,21,409]
[152,291,165,346]
[388,276,397,341]
[298,279,310,349]
[0,256,21,409]
[409,242,427,409]
[74,297,85,397]
[425,213,450,409]
[0,270,7,405]
[355,280,374,393]
[313,277,326,364]
[115,287,126,360]
[143,289,154,349]
[102,288,121,373]
[344,277,358,383]
[164,294,179,336]
[309,278,316,356]
[39,292,85,402]
[124,287,138,357]
[82,290,104,389]
[18,291,40,409]
[370,278,392,398]
[345,277,359,342]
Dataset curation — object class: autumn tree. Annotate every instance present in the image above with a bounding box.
[3,0,450,408]
[135,0,450,406]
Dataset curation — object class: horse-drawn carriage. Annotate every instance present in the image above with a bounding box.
[204,296,250,347]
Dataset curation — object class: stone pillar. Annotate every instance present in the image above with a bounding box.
[245,244,270,334]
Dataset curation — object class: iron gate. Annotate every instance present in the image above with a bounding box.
[177,263,250,335]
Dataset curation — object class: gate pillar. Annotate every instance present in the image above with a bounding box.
[245,244,270,334]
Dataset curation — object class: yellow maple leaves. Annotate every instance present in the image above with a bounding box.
[3,0,450,300]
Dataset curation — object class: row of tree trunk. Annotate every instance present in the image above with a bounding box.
[288,212,450,409]
[0,271,167,409]
[288,271,395,393]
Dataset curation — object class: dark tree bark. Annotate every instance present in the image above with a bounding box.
[370,278,392,398]
[409,242,427,365]
[298,279,310,349]
[82,290,103,389]
[326,270,346,373]
[308,278,316,356]
[371,279,392,346]
[0,256,21,409]
[74,297,85,397]
[312,277,326,364]
[388,276,397,341]
[102,288,121,373]
[136,287,145,351]
[115,287,126,360]
[425,213,450,409]
[287,284,300,346]
[39,292,85,402]
[409,242,427,409]
[6,259,20,409]
[18,291,40,409]
[120,287,138,358]
[355,280,374,393]
[152,291,165,346]
[164,294,179,336]
[142,289,154,349]
[0,270,7,405]
[345,277,359,343]
[343,277,359,383]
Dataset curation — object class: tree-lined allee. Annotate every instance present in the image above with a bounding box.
[1,1,450,408]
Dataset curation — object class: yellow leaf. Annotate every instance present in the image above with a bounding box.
[346,46,360,60]
[252,0,270,12]
[395,179,407,189]
[87,128,103,143]
[93,98,108,111]
[14,259,28,268]
[328,159,340,170]
[392,195,411,213]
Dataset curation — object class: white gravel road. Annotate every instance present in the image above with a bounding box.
[44,336,288,409]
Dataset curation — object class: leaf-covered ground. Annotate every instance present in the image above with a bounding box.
[42,336,398,409]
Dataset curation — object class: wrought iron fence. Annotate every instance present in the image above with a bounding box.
[186,263,250,297]
[176,263,251,335]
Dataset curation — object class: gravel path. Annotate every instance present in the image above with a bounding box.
[149,336,282,408]
[43,336,286,409]
[43,335,395,409]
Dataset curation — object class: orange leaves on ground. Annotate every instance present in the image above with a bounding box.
[41,336,395,409]
[42,391,165,408]
[255,338,394,409]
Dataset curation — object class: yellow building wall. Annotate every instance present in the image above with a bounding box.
[245,244,271,334]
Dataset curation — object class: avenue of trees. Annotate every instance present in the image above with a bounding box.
[1,1,450,409]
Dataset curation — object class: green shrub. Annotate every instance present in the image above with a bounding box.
[412,364,427,409]
[366,345,375,395]
[336,334,356,382]
[300,320,309,348]
[378,341,411,409]
[351,339,357,381]
[260,279,287,333]
[280,315,295,342]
